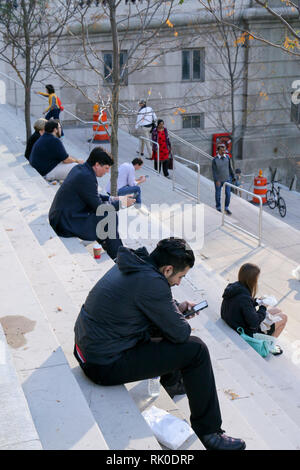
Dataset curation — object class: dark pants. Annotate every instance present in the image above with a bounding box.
[154,159,169,177]
[95,210,123,260]
[45,108,64,136]
[74,336,222,437]
[214,179,231,210]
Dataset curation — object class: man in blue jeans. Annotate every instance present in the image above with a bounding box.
[212,144,234,215]
[106,158,146,205]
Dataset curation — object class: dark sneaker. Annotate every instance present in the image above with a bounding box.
[200,430,246,450]
[216,208,222,212]
[225,209,232,215]
[163,381,186,399]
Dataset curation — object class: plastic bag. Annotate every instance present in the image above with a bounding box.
[259,311,282,333]
[142,405,194,450]
[257,295,277,307]
[292,266,300,280]
[253,332,277,353]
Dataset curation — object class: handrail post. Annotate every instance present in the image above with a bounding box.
[172,154,201,202]
[258,197,262,247]
[197,163,201,204]
[139,136,160,176]
[221,184,225,227]
[222,182,263,246]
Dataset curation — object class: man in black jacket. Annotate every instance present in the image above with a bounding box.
[74,238,246,450]
[49,146,135,260]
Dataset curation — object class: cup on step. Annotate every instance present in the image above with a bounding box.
[93,243,102,259]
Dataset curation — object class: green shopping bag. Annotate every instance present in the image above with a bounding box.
[237,327,270,358]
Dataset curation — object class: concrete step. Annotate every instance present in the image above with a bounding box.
[0,222,108,450]
[193,312,300,449]
[173,273,300,449]
[173,392,270,451]
[0,186,161,450]
[3,167,204,450]
[185,263,300,402]
[125,380,205,450]
[0,323,42,450]
[3,146,298,448]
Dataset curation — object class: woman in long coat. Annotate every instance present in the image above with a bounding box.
[151,119,172,178]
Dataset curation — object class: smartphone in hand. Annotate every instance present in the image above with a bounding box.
[183,300,208,317]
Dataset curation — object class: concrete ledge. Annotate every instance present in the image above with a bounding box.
[0,324,42,450]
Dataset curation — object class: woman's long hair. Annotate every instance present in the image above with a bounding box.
[46,84,55,94]
[238,263,260,298]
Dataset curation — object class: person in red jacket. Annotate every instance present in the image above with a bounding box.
[151,119,172,178]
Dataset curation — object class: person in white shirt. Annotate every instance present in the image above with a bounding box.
[106,158,147,204]
[135,99,157,159]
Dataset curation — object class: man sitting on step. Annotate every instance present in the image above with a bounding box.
[30,120,83,181]
[48,146,135,261]
[105,157,146,205]
[73,237,246,451]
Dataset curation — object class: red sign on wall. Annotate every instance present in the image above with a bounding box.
[212,133,232,158]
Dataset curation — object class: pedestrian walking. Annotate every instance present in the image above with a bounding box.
[135,99,157,158]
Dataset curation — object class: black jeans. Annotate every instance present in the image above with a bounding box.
[154,159,169,177]
[74,336,222,437]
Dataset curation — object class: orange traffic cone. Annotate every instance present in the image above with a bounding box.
[92,105,110,142]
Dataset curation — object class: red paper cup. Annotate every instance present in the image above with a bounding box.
[93,246,101,259]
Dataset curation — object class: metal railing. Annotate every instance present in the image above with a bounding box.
[168,130,213,162]
[221,182,263,246]
[172,154,201,203]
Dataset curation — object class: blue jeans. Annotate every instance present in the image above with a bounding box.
[118,185,141,204]
[215,180,231,210]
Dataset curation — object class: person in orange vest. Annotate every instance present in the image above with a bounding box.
[35,84,64,136]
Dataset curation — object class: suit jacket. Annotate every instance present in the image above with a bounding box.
[49,162,119,241]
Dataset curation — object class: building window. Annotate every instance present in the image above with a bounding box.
[182,114,204,129]
[182,49,205,81]
[103,51,128,85]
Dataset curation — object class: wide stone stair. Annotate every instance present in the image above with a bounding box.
[1,112,300,449]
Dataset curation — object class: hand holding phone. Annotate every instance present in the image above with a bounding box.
[183,300,208,318]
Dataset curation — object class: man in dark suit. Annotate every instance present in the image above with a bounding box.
[48,146,135,260]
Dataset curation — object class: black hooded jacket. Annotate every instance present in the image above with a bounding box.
[74,246,191,364]
[221,281,267,337]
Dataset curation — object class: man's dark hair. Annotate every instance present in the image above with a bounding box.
[45,120,59,133]
[87,146,114,167]
[150,237,195,273]
[132,157,143,166]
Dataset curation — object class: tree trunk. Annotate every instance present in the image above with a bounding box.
[23,1,31,141]
[24,84,31,141]
[109,0,120,197]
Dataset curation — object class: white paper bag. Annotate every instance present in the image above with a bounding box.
[142,405,194,450]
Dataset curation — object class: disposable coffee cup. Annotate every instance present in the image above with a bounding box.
[93,244,101,259]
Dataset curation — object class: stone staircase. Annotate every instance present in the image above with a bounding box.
[1,110,300,449]
[0,150,204,450]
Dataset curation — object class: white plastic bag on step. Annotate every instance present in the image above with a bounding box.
[142,405,194,450]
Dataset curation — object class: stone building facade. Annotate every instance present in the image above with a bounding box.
[3,0,300,189]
